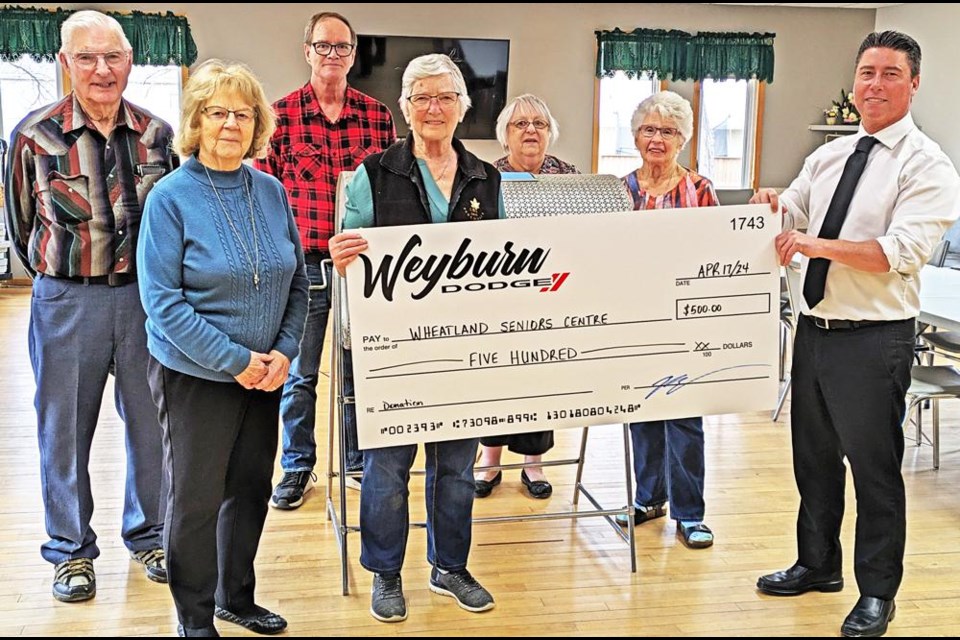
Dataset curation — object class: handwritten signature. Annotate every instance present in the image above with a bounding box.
[644,364,769,399]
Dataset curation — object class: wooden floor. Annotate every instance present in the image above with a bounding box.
[0,284,958,637]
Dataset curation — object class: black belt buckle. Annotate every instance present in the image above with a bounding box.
[812,317,835,330]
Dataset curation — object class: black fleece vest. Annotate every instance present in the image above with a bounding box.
[361,135,501,228]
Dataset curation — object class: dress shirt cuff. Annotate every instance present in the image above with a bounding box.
[875,235,901,273]
[778,194,805,231]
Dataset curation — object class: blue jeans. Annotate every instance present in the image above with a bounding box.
[29,276,165,564]
[359,438,479,574]
[339,348,361,471]
[279,261,362,472]
[628,417,705,521]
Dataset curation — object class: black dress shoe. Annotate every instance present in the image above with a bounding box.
[756,562,843,596]
[474,470,502,498]
[520,469,553,499]
[214,605,287,635]
[841,596,895,637]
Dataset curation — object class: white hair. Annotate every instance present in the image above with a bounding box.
[495,94,560,150]
[398,54,472,124]
[60,10,132,54]
[630,91,694,149]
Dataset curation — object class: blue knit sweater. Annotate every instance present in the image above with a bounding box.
[138,155,309,382]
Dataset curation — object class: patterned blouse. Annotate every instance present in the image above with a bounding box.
[494,154,580,175]
[621,166,719,210]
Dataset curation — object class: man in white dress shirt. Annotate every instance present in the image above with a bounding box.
[751,31,960,637]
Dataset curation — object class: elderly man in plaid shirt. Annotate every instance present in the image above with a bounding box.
[255,11,395,509]
[5,10,175,602]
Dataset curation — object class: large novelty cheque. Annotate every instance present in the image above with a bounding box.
[345,204,779,448]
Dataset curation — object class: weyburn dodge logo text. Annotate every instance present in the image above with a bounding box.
[359,234,562,301]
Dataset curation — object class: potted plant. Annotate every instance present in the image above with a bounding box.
[823,107,839,126]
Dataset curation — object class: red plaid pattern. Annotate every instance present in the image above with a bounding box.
[255,84,395,254]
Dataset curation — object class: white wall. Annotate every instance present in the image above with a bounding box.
[876,3,960,165]
[25,2,876,187]
[7,3,881,278]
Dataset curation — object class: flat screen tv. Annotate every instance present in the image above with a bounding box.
[348,35,510,140]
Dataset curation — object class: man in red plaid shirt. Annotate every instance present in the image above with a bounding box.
[255,11,395,509]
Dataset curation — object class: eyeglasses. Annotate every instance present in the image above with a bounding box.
[407,92,460,109]
[310,41,355,57]
[510,119,550,131]
[70,50,128,69]
[202,106,257,124]
[637,125,680,140]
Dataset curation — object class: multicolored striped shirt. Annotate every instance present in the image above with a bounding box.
[254,84,395,255]
[493,154,580,175]
[5,94,176,277]
[621,167,719,210]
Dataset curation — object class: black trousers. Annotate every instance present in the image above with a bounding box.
[147,357,280,628]
[480,431,554,455]
[791,316,914,600]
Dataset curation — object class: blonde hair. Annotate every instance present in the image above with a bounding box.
[175,59,276,159]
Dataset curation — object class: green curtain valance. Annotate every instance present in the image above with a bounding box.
[0,6,197,66]
[596,28,775,83]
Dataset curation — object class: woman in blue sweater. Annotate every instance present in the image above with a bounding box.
[138,60,308,637]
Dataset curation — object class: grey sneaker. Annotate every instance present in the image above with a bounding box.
[52,557,96,602]
[270,471,315,510]
[429,567,495,612]
[370,573,407,622]
[130,547,167,583]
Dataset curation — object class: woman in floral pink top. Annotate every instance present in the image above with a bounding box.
[617,91,718,549]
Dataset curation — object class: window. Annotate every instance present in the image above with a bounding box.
[0,56,60,141]
[124,64,183,134]
[694,78,762,190]
[0,59,182,141]
[595,71,658,177]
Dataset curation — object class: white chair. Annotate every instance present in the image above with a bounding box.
[903,365,960,469]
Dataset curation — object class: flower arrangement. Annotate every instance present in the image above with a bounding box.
[832,89,859,124]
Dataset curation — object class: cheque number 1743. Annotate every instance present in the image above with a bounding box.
[730,216,765,230]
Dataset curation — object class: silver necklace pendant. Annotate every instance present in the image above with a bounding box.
[205,164,262,292]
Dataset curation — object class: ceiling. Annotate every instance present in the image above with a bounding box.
[704,3,903,8]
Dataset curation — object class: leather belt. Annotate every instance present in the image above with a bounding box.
[805,315,893,331]
[52,273,136,287]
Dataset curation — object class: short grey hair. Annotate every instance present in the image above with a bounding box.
[60,10,131,54]
[630,91,694,149]
[398,54,472,124]
[495,94,560,150]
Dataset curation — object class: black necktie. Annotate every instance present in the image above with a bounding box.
[803,135,880,309]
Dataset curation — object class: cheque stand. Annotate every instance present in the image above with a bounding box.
[326,172,640,594]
